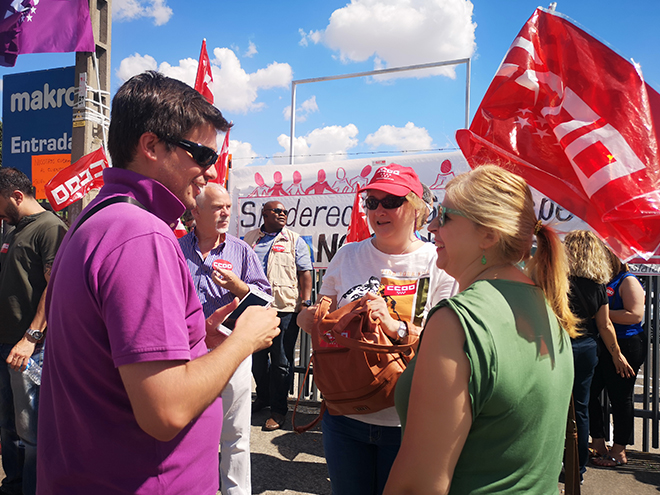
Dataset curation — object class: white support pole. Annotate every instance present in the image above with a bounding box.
[289,82,297,165]
[465,57,471,128]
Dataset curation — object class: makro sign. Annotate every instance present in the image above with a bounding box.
[2,66,75,180]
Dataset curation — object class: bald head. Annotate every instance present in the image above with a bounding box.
[193,183,232,237]
[261,201,287,233]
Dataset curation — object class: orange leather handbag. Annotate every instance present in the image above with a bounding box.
[294,296,417,433]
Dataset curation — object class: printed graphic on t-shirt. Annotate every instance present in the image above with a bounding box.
[339,276,381,305]
[337,273,429,325]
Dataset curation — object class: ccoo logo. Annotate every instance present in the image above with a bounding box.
[213,260,233,271]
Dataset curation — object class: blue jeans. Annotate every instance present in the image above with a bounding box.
[571,337,598,475]
[0,343,43,495]
[252,312,299,416]
[322,411,401,495]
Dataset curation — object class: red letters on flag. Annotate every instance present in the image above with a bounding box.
[45,147,108,211]
[456,7,660,261]
[194,39,214,104]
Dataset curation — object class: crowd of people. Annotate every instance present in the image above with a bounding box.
[0,71,650,495]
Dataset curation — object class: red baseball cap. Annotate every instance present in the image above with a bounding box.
[359,163,423,198]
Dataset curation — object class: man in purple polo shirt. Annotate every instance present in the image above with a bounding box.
[37,71,280,495]
[179,182,270,495]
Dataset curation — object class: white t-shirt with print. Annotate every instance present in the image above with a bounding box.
[319,238,454,426]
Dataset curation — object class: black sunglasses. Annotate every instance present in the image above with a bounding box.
[264,207,288,216]
[173,139,219,169]
[364,195,407,210]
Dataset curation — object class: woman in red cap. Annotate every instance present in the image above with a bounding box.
[298,163,455,495]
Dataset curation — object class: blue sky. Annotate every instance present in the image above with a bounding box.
[1,0,659,168]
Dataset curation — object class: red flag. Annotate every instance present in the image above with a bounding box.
[173,219,188,239]
[194,39,214,104]
[210,130,230,186]
[346,190,371,243]
[456,8,660,261]
[45,147,108,211]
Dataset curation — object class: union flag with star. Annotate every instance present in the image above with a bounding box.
[457,7,660,261]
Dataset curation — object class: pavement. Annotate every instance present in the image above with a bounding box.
[1,396,657,494]
[249,396,660,495]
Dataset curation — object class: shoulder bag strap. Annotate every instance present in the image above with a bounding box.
[70,196,147,237]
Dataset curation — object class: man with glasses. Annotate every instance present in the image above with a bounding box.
[179,182,270,495]
[38,72,280,495]
[244,201,313,430]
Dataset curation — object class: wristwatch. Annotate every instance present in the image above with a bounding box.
[25,329,45,342]
[301,299,313,307]
[396,321,409,341]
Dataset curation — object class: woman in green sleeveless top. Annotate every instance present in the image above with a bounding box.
[384,165,578,494]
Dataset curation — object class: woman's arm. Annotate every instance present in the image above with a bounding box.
[384,308,472,495]
[594,304,634,378]
[609,276,645,325]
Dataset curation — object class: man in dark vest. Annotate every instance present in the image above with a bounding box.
[244,201,313,430]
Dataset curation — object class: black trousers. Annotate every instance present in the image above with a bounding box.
[589,332,647,446]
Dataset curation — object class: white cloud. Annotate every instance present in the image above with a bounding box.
[298,28,323,47]
[116,53,159,80]
[365,122,433,150]
[304,0,476,80]
[226,139,259,167]
[283,95,319,123]
[114,0,173,26]
[245,41,258,58]
[272,124,359,164]
[115,48,293,114]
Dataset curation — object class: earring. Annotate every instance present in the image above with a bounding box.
[481,250,487,265]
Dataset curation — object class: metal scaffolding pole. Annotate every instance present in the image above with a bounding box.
[288,57,472,165]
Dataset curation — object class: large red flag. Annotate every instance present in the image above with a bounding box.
[194,39,214,104]
[210,130,230,186]
[456,7,660,261]
[45,147,107,211]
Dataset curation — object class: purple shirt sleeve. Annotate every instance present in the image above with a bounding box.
[96,232,200,367]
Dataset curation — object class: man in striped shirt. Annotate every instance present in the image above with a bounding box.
[179,182,270,495]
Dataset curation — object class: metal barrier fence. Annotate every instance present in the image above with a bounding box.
[290,271,660,453]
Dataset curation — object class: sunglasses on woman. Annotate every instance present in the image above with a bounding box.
[364,195,407,210]
[437,204,467,226]
[173,139,219,169]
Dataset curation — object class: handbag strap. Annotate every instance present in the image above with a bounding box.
[330,321,418,353]
[313,295,418,352]
[70,196,147,236]
[292,354,326,434]
[564,395,581,494]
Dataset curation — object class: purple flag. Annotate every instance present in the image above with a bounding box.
[0,0,95,67]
